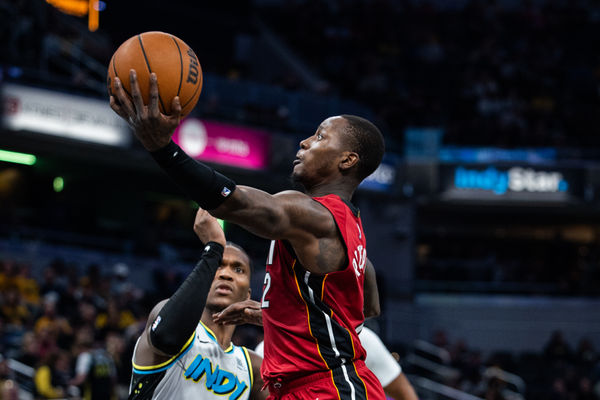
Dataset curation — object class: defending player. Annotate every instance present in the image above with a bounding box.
[128,208,266,400]
[110,71,386,400]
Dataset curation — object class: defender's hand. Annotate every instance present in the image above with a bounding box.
[109,70,182,151]
[193,208,226,248]
[213,300,263,326]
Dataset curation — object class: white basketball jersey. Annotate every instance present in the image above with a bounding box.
[129,321,253,400]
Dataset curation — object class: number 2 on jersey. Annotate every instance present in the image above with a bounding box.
[262,240,275,308]
[261,272,271,308]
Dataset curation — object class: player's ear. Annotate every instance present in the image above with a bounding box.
[246,288,251,300]
[339,151,359,172]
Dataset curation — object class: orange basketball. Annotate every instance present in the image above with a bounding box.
[107,31,202,117]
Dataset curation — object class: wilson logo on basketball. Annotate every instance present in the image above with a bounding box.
[187,49,200,84]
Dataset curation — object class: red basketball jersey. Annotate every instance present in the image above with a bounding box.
[260,194,369,383]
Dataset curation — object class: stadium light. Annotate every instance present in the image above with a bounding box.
[0,149,37,166]
[53,177,65,193]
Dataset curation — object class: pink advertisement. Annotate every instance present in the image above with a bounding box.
[172,118,270,170]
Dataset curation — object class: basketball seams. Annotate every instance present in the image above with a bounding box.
[108,32,202,117]
[112,53,133,99]
[182,80,202,110]
[170,36,184,98]
[137,34,167,114]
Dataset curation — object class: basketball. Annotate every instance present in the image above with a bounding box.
[107,31,202,117]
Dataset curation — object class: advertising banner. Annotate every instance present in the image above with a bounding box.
[172,118,270,170]
[2,83,130,147]
[440,164,583,203]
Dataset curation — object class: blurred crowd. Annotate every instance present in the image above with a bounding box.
[0,251,597,399]
[257,0,600,148]
[408,329,600,400]
[417,237,600,295]
[0,253,264,399]
[0,256,157,399]
[3,0,600,149]
[3,0,600,150]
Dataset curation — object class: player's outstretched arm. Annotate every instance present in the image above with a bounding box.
[110,71,335,242]
[212,299,262,326]
[133,208,226,367]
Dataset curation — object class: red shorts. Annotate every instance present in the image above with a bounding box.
[266,360,386,400]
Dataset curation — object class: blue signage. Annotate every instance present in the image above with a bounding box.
[440,147,556,164]
[454,166,569,195]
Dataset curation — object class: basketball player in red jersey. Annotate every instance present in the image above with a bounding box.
[109,71,387,400]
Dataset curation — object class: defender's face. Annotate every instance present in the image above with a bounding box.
[205,246,251,311]
[292,116,348,188]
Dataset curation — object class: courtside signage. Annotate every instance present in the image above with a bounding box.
[440,165,581,202]
[454,166,568,195]
[2,83,130,147]
[172,118,270,170]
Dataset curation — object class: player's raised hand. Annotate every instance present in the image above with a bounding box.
[213,299,263,326]
[109,70,182,151]
[193,208,226,248]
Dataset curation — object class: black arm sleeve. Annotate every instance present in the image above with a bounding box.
[149,242,224,355]
[150,141,236,210]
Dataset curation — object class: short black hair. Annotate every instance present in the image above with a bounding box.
[340,115,385,181]
[225,241,253,275]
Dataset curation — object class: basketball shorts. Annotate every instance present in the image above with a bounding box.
[265,360,386,400]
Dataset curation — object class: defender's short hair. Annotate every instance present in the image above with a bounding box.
[225,241,253,275]
[340,115,385,181]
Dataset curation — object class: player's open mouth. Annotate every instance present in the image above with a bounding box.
[293,159,301,166]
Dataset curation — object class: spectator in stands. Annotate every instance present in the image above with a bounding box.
[482,376,506,400]
[13,263,39,307]
[34,293,72,349]
[36,324,59,364]
[72,300,97,331]
[77,276,107,313]
[105,331,130,399]
[111,262,131,296]
[549,377,568,400]
[0,285,31,328]
[14,331,38,368]
[575,338,597,368]
[0,379,19,400]
[70,327,117,400]
[0,353,19,399]
[544,330,573,363]
[94,298,135,339]
[39,262,65,298]
[0,355,14,386]
[34,350,72,399]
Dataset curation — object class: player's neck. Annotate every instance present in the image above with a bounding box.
[307,180,355,202]
[200,310,235,351]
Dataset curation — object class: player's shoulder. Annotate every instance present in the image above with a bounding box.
[273,190,311,201]
[274,190,332,215]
